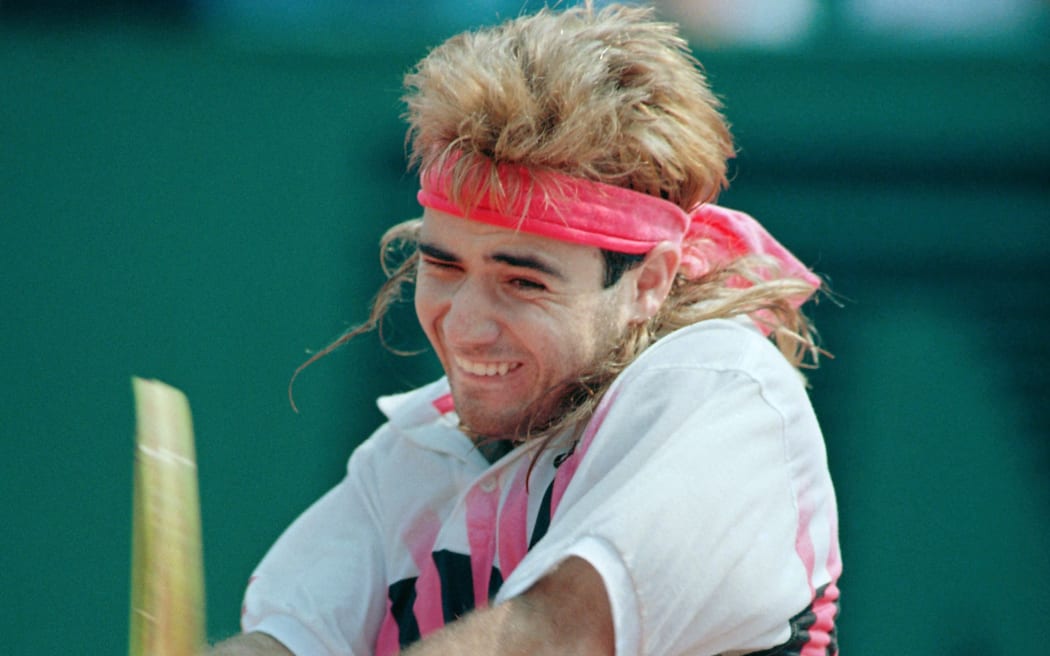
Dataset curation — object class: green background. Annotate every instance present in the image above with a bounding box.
[2,5,1048,654]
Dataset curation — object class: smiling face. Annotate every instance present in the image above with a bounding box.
[414,208,644,440]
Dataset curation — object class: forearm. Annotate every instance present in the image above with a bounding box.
[204,631,293,656]
[400,556,613,656]
[399,598,540,656]
[204,560,611,655]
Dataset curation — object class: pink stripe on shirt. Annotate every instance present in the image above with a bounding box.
[406,511,445,637]
[374,599,400,656]
[796,497,842,656]
[431,393,455,415]
[497,464,532,579]
[465,481,500,609]
[549,390,618,517]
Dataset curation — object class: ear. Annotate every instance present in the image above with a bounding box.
[626,241,680,324]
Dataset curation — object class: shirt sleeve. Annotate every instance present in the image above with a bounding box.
[495,325,838,656]
[241,440,389,656]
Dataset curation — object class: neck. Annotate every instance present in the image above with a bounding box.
[475,439,516,464]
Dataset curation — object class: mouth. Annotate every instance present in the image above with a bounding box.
[453,355,522,378]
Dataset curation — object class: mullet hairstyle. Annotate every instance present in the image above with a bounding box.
[291,3,823,445]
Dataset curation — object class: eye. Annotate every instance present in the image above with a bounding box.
[421,256,461,272]
[510,277,547,291]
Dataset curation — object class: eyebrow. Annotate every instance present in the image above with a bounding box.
[490,252,566,280]
[418,242,458,262]
[418,241,566,281]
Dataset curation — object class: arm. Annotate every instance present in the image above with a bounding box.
[401,556,613,656]
[204,632,292,655]
[204,558,610,656]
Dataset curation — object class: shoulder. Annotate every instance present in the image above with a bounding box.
[576,317,818,462]
[619,316,804,399]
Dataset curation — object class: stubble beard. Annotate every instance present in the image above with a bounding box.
[458,306,632,445]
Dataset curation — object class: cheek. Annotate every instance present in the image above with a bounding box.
[580,295,631,353]
[538,305,610,366]
[413,278,441,339]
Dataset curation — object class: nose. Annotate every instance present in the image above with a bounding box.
[442,277,501,348]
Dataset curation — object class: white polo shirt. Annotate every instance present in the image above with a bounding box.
[242,317,842,655]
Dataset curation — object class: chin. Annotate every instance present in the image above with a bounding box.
[452,384,568,440]
[457,403,546,441]
[457,414,519,441]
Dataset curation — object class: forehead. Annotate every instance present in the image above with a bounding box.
[419,208,605,274]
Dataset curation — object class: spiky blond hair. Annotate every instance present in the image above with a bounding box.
[403,2,733,210]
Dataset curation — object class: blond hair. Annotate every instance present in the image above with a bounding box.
[292,3,823,437]
[404,3,732,210]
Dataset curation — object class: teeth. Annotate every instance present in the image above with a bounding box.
[455,356,518,377]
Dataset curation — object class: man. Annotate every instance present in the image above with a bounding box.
[210,3,841,655]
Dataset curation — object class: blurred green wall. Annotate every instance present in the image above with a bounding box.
[2,16,1047,655]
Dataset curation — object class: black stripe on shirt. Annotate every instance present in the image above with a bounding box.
[747,583,839,655]
[528,480,556,549]
[387,577,420,647]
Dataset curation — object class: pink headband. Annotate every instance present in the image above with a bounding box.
[417,158,820,303]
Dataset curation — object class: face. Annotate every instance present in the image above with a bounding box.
[415,208,639,440]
